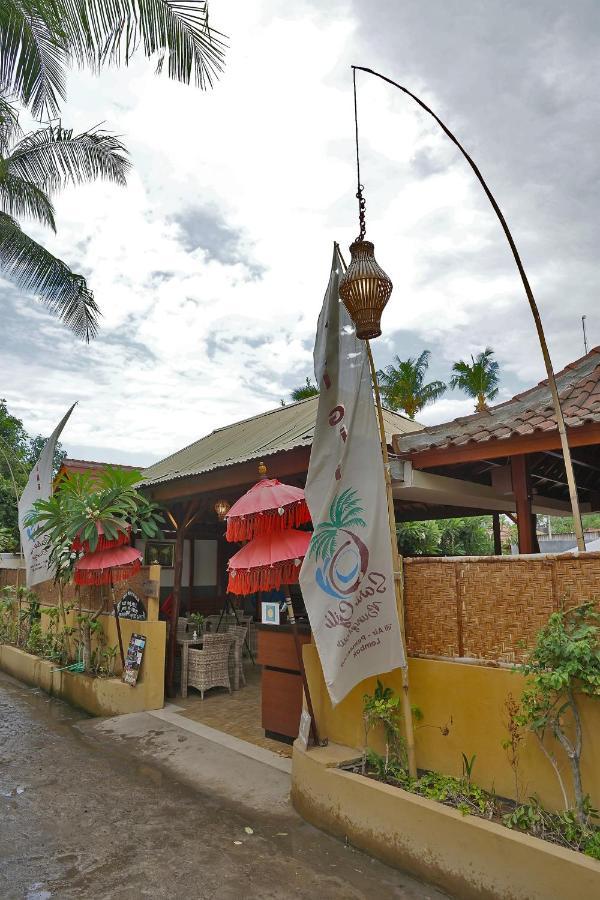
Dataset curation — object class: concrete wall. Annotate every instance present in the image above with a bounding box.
[292,741,600,900]
[0,564,166,716]
[303,645,600,813]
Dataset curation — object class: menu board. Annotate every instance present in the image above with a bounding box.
[116,590,147,620]
[122,633,146,686]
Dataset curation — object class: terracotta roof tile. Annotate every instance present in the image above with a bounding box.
[395,347,600,456]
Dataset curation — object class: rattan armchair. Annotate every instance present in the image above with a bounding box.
[226,624,248,690]
[187,633,235,699]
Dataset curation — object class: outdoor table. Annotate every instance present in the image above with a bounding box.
[176,634,203,698]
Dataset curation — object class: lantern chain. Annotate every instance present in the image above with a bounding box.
[353,67,366,243]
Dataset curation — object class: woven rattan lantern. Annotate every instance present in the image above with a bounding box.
[214,499,230,522]
[339,239,393,340]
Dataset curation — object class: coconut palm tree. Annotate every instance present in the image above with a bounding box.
[0,111,129,340]
[450,347,500,412]
[0,1,226,119]
[377,350,446,419]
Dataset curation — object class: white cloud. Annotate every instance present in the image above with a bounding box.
[1,0,598,465]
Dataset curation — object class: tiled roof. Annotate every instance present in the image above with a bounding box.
[394,346,600,457]
[58,458,140,475]
[142,396,422,487]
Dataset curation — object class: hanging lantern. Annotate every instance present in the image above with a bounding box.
[339,239,393,340]
[214,499,231,521]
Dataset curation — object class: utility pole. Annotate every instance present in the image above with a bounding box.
[582,315,588,354]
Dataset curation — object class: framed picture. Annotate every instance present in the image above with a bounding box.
[144,541,174,568]
[261,601,280,625]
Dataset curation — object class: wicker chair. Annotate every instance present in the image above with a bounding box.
[226,624,248,690]
[187,633,235,699]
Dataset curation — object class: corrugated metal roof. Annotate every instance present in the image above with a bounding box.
[394,346,600,456]
[141,396,422,487]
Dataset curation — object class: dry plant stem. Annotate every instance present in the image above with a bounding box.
[366,339,417,779]
[553,693,585,821]
[56,582,71,659]
[352,65,585,551]
[536,731,570,811]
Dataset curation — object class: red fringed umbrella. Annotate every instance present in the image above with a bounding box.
[225,478,310,542]
[73,545,142,586]
[227,529,311,595]
[72,523,131,554]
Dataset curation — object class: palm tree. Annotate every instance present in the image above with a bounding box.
[450,347,500,412]
[0,2,224,337]
[0,1,226,118]
[0,112,129,340]
[377,350,446,419]
[290,377,319,402]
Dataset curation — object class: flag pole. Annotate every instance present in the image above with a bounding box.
[365,342,417,778]
[336,243,417,778]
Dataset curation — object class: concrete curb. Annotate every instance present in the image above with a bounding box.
[149,705,292,775]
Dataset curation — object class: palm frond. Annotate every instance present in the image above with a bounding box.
[0,0,67,117]
[8,124,129,192]
[59,0,226,89]
[0,211,100,340]
[0,96,22,154]
[0,172,56,228]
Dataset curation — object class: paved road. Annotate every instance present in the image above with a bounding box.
[0,673,447,899]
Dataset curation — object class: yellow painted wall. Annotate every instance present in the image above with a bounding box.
[1,565,165,715]
[303,644,600,813]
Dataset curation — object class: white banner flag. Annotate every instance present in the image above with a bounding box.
[300,246,406,706]
[18,405,76,587]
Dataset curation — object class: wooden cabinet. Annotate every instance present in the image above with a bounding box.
[257,626,311,742]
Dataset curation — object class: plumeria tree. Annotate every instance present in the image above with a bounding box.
[25,467,163,668]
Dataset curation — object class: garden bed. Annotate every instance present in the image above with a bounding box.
[345,754,600,860]
[291,740,600,900]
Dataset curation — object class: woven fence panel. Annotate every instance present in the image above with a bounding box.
[404,559,459,657]
[460,560,555,663]
[554,557,600,608]
[404,554,600,664]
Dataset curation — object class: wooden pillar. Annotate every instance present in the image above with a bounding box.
[165,499,198,698]
[492,512,502,555]
[188,535,195,612]
[511,455,536,553]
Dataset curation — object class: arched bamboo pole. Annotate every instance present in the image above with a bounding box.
[352,65,586,551]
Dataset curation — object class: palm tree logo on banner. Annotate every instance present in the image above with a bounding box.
[309,489,368,600]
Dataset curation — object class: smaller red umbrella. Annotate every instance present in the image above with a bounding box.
[73,545,142,586]
[227,529,311,595]
[72,523,131,554]
[225,478,310,542]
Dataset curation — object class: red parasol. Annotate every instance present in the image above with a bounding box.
[73,544,142,586]
[227,529,310,595]
[225,477,310,542]
[72,523,131,554]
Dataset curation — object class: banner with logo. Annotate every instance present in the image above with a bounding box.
[18,405,76,586]
[299,246,406,706]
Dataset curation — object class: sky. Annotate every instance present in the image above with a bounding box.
[1,0,599,466]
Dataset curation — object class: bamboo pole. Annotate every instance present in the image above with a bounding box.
[366,341,418,778]
[352,65,586,552]
[283,586,320,746]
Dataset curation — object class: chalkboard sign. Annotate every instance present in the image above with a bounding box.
[116,590,147,621]
[122,633,146,687]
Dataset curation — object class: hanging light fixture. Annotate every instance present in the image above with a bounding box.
[214,499,231,521]
[339,69,393,340]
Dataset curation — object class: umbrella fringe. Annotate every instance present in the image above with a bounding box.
[73,559,141,586]
[226,502,311,542]
[72,529,131,554]
[227,560,302,595]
